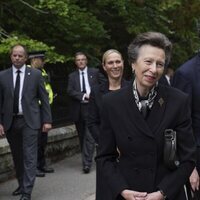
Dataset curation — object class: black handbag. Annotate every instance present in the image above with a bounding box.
[164,129,180,170]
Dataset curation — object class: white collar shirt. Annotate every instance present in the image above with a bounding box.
[12,65,26,114]
[79,67,91,95]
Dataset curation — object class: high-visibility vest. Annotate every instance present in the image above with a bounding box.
[28,65,54,104]
[41,68,53,105]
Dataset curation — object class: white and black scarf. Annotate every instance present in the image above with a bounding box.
[133,80,157,113]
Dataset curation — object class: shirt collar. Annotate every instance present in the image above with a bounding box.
[12,64,26,73]
[79,66,88,74]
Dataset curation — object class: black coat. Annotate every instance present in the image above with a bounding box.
[96,83,196,200]
[172,54,200,146]
[88,79,130,200]
[88,79,130,143]
[172,53,200,174]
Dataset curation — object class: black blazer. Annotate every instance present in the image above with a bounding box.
[67,67,102,122]
[96,83,196,200]
[88,79,130,143]
[159,75,171,86]
[172,54,200,146]
[0,66,52,131]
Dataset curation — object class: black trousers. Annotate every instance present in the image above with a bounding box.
[6,116,38,195]
[75,103,95,168]
[37,131,48,169]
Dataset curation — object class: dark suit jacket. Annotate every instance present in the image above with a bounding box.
[172,54,200,146]
[88,79,130,143]
[96,84,196,200]
[0,66,52,131]
[159,75,171,86]
[67,67,102,122]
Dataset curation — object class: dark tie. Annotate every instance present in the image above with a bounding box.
[13,70,21,114]
[140,100,148,118]
[81,71,86,93]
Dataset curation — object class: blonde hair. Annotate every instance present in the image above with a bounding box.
[102,49,123,65]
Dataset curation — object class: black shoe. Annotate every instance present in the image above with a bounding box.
[12,186,22,196]
[19,193,31,200]
[36,169,45,177]
[83,166,90,174]
[40,166,55,173]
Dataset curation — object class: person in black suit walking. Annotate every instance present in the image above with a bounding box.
[96,32,196,200]
[67,52,102,173]
[0,44,52,200]
[172,53,200,195]
[88,49,130,200]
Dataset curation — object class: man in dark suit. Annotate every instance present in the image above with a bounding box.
[67,52,101,173]
[172,53,200,193]
[0,44,52,200]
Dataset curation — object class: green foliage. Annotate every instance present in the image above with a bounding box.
[37,0,70,16]
[1,0,200,71]
[0,34,66,65]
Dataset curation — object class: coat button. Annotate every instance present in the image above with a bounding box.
[149,152,154,156]
[131,152,136,156]
[149,168,154,173]
[133,168,140,173]
[127,136,133,141]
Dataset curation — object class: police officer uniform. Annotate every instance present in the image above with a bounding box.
[29,51,54,177]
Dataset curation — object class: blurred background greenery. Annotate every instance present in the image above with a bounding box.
[1,0,200,125]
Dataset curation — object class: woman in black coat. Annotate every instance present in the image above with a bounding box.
[88,49,130,200]
[96,32,196,200]
[88,49,130,144]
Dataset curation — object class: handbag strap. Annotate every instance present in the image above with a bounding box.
[164,129,180,169]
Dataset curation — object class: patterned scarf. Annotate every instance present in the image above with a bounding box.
[133,80,157,112]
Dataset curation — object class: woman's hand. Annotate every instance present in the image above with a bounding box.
[190,167,199,191]
[121,189,147,200]
[145,191,165,200]
[0,124,5,137]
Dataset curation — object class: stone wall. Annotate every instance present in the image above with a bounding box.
[0,124,79,183]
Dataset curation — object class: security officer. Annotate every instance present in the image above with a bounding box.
[29,51,54,177]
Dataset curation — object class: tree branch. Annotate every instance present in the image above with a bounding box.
[18,0,49,14]
[0,27,9,38]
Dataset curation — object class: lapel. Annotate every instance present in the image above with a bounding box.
[22,66,31,96]
[125,84,155,138]
[87,68,94,86]
[99,81,109,95]
[195,54,200,73]
[8,68,14,97]
[146,85,168,134]
[75,70,81,91]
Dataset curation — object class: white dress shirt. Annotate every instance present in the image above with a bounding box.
[12,65,26,114]
[79,67,91,101]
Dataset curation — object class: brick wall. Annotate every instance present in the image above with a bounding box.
[0,125,79,183]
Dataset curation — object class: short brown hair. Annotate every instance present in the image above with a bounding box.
[128,32,172,67]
